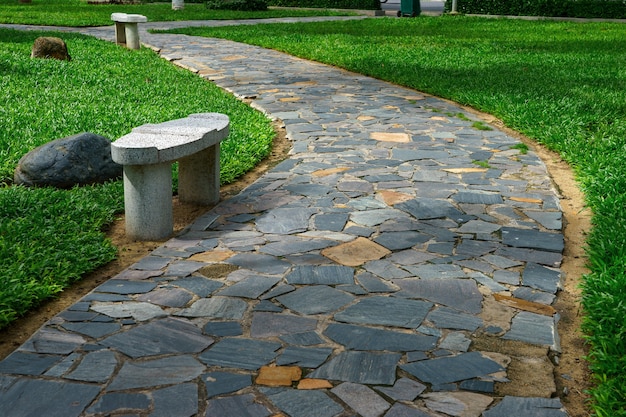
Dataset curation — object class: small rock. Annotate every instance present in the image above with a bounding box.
[31,37,71,61]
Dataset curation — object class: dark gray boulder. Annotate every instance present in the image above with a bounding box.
[14,132,122,188]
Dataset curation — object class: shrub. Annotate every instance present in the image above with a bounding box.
[443,0,626,18]
[267,0,381,10]
[206,0,268,11]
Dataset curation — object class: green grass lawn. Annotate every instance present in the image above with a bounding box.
[0,0,353,27]
[166,16,626,416]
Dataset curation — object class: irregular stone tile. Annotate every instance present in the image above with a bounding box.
[188,249,235,263]
[453,191,503,205]
[335,296,433,329]
[199,338,281,370]
[400,352,504,385]
[371,132,411,143]
[86,392,150,415]
[375,377,426,401]
[91,301,166,321]
[512,287,556,305]
[363,260,413,279]
[297,378,333,390]
[251,312,317,338]
[175,276,223,297]
[309,351,400,385]
[493,294,556,316]
[427,307,483,331]
[459,379,495,393]
[277,285,354,315]
[501,227,564,253]
[102,317,213,358]
[494,247,562,268]
[256,208,317,234]
[395,278,482,314]
[261,284,296,299]
[422,391,493,417]
[321,237,390,266]
[44,353,81,377]
[206,393,272,417]
[151,383,198,417]
[19,328,85,354]
[455,240,499,257]
[131,256,170,271]
[218,275,281,299]
[374,231,430,250]
[522,263,562,294]
[108,355,204,391]
[261,387,343,417]
[279,331,325,346]
[276,346,333,368]
[314,213,350,231]
[331,382,390,417]
[0,379,100,417]
[384,403,434,417]
[493,270,520,285]
[403,264,466,279]
[254,300,283,312]
[165,260,206,276]
[66,350,117,383]
[136,287,193,307]
[256,365,302,386]
[61,321,121,339]
[356,272,399,293]
[203,371,252,398]
[407,351,430,362]
[470,272,507,292]
[439,332,472,352]
[260,239,335,256]
[378,190,414,205]
[482,396,567,417]
[56,310,100,322]
[285,265,354,285]
[115,268,164,280]
[350,209,406,227]
[483,254,523,269]
[203,321,243,336]
[395,198,463,221]
[325,323,437,352]
[523,210,562,230]
[502,311,560,351]
[177,296,247,319]
[457,220,501,235]
[0,351,62,375]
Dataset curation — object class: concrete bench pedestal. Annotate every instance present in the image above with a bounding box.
[111,113,229,240]
[111,13,147,50]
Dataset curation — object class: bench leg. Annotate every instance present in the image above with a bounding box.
[124,22,141,50]
[114,22,126,47]
[122,163,173,240]
[178,143,220,205]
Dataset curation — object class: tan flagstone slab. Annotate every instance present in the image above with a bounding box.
[222,55,246,61]
[443,167,488,174]
[256,365,302,387]
[321,237,391,267]
[189,249,235,263]
[357,115,376,121]
[377,190,414,206]
[292,81,318,86]
[297,379,333,390]
[260,88,280,93]
[494,294,557,316]
[279,97,301,102]
[509,196,543,204]
[312,167,350,178]
[430,116,449,122]
[370,132,411,143]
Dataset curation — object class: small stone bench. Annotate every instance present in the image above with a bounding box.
[111,12,147,50]
[111,113,230,240]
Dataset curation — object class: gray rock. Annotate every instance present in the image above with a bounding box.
[261,388,343,417]
[482,396,567,417]
[14,132,121,188]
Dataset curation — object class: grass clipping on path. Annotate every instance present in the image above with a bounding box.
[0,29,274,328]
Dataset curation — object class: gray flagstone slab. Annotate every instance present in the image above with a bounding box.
[199,338,281,370]
[261,388,343,417]
[482,396,567,417]
[177,296,247,319]
[395,278,482,314]
[65,350,117,383]
[277,285,354,315]
[331,382,390,417]
[324,323,437,352]
[250,312,317,338]
[335,296,433,329]
[206,393,272,417]
[285,265,355,285]
[217,275,281,299]
[203,371,252,398]
[151,383,199,417]
[107,355,204,391]
[309,351,401,385]
[400,352,504,385]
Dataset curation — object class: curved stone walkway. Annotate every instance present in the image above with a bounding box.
[1,19,569,416]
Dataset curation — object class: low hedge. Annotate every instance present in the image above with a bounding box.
[268,0,381,10]
[206,0,268,10]
[444,0,626,18]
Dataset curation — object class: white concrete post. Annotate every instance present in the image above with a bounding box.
[124,23,141,50]
[172,0,184,10]
[178,144,221,205]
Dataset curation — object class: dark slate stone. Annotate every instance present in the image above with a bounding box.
[384,403,434,417]
[165,260,205,276]
[102,317,213,358]
[356,272,398,293]
[395,278,482,314]
[494,247,562,268]
[261,388,343,417]
[455,239,499,257]
[44,353,80,377]
[151,383,198,417]
[402,264,466,279]
[226,253,291,275]
[199,338,281,370]
[407,351,429,362]
[86,392,150,414]
[20,328,85,354]
[374,231,430,250]
[136,287,194,308]
[260,239,335,256]
[250,312,317,338]
[502,311,560,350]
[254,300,284,312]
[261,284,296,300]
[512,287,556,305]
[203,321,243,337]
[107,355,205,391]
[218,275,281,299]
[314,213,349,231]
[364,260,412,279]
[205,393,271,417]
[276,346,333,368]
[285,265,354,285]
[131,255,170,271]
[501,227,564,253]
[0,379,100,417]
[482,396,567,417]
[309,351,400,385]
[279,331,325,346]
[335,296,432,329]
[391,149,449,161]
[57,310,100,322]
[426,307,483,331]
[65,350,117,383]
[453,191,503,205]
[203,371,252,398]
[459,379,495,393]
[175,276,223,297]
[256,208,317,234]
[95,279,157,295]
[325,323,437,352]
[522,263,561,294]
[0,351,62,375]
[375,377,427,401]
[277,285,354,315]
[14,132,121,188]
[81,293,130,302]
[395,198,463,221]
[400,352,504,385]
[177,296,248,319]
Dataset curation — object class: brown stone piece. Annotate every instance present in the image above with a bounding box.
[312,167,350,178]
[509,196,543,204]
[377,190,413,206]
[493,294,557,316]
[297,379,334,390]
[369,132,411,143]
[31,37,71,61]
[189,250,235,263]
[443,167,488,174]
[256,365,302,387]
[321,237,391,267]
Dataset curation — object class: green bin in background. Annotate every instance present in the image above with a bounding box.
[397,0,421,16]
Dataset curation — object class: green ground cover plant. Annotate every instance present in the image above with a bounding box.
[168,16,626,415]
[0,0,352,27]
[0,28,274,328]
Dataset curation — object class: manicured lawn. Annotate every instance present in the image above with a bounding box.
[0,28,274,328]
[167,16,626,416]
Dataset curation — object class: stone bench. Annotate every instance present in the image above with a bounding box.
[111,113,230,240]
[111,12,147,50]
